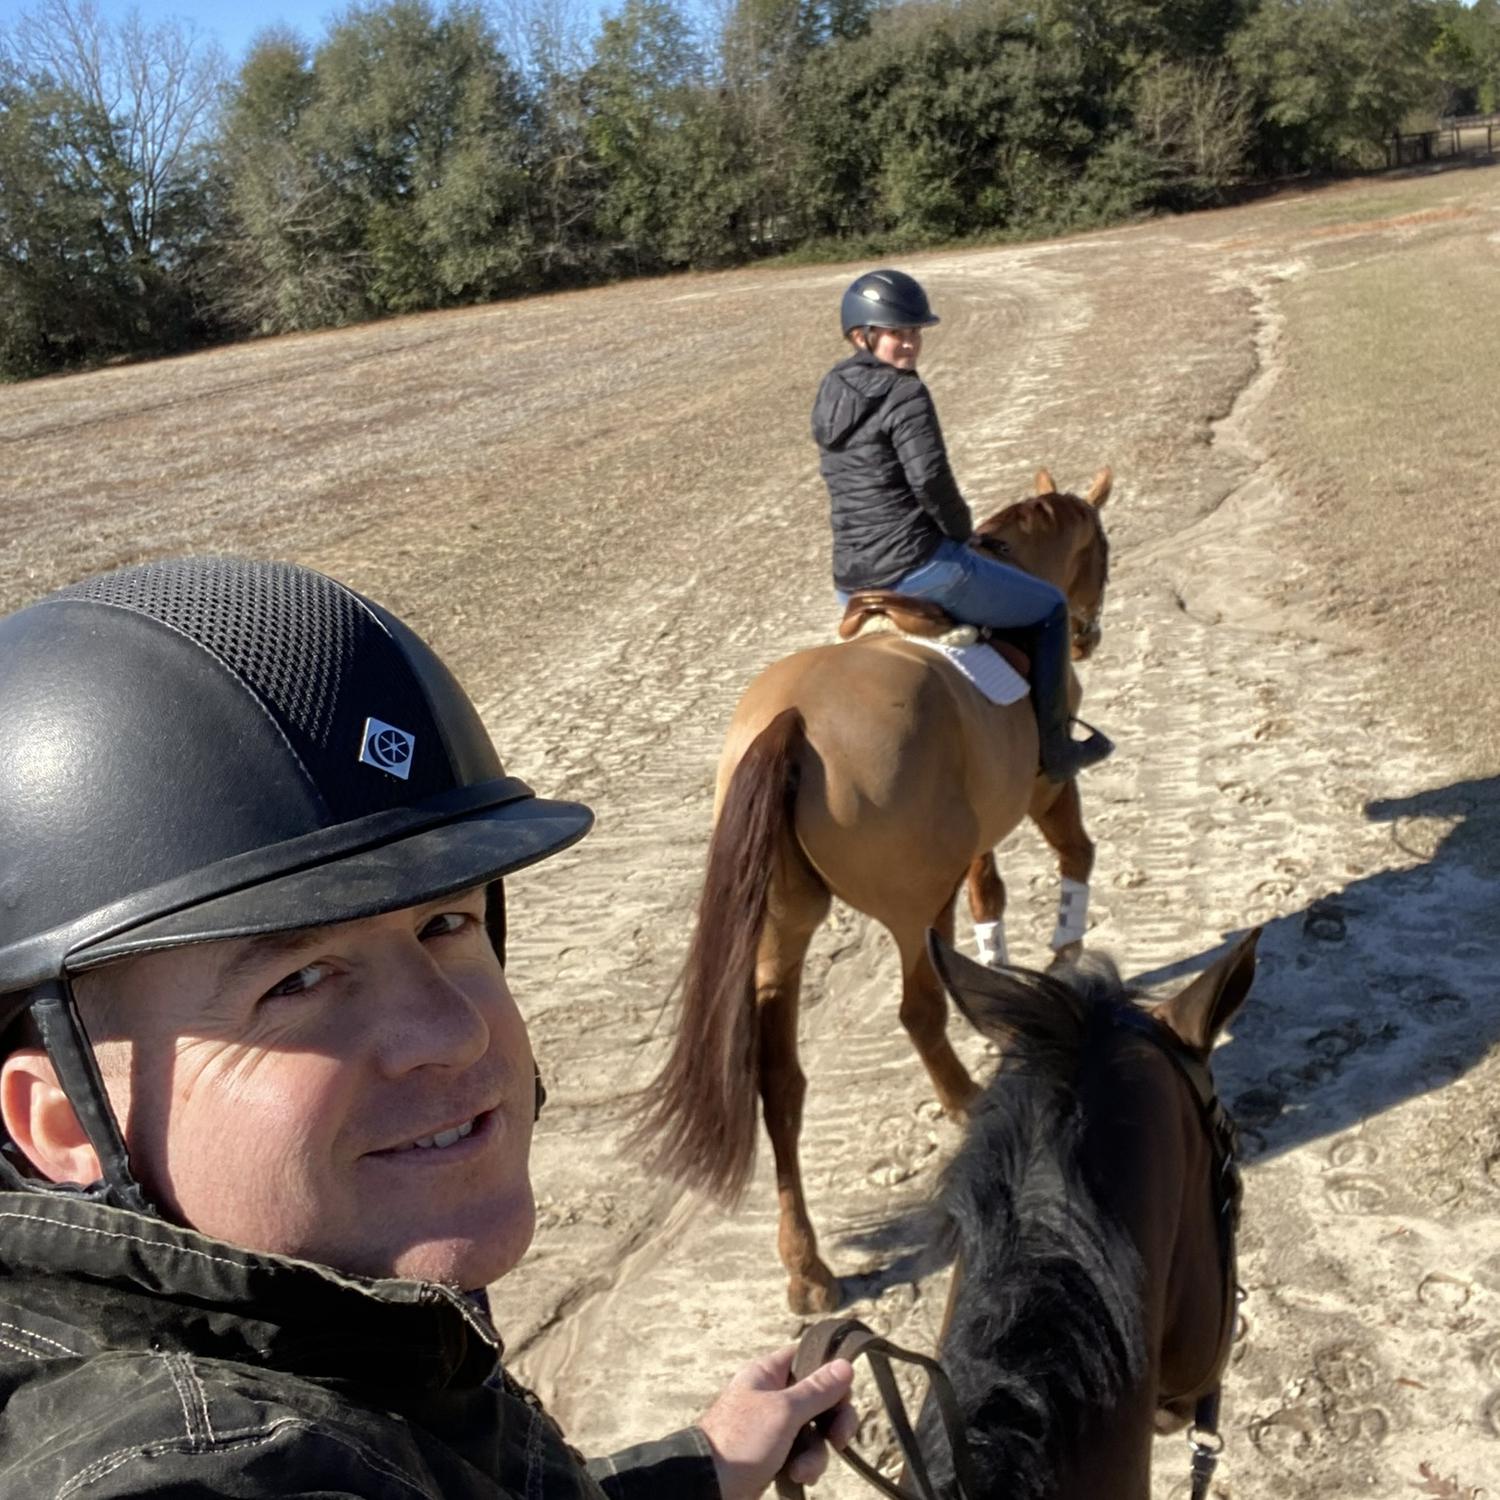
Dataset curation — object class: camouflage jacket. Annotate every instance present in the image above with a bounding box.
[0,1192,720,1499]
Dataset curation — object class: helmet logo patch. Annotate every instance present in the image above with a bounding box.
[360,717,415,780]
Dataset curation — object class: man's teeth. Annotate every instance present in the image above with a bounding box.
[406,1119,476,1151]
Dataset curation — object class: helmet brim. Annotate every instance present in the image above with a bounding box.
[66,794,595,970]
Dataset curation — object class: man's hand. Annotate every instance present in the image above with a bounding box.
[697,1346,857,1500]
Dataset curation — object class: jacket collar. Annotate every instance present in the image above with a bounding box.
[0,1191,501,1390]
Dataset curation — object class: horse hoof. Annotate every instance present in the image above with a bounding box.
[1048,941,1083,972]
[788,1270,841,1315]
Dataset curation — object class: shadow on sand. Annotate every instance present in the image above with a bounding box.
[835,774,1500,1302]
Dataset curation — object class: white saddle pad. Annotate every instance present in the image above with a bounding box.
[911,638,1029,706]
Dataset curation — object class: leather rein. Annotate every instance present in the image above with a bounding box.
[774,1317,980,1500]
[1114,1004,1244,1500]
[775,1012,1242,1500]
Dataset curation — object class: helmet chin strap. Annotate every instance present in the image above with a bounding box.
[30,977,153,1215]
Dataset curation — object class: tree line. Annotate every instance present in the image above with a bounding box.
[3,0,1498,379]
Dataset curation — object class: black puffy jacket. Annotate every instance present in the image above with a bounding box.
[811,351,972,591]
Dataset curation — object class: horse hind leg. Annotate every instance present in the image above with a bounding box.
[757,844,838,1314]
[897,893,980,1118]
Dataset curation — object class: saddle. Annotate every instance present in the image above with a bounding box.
[837,591,1031,679]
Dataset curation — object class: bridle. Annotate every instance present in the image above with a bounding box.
[1069,510,1110,658]
[1070,605,1103,657]
[1115,1005,1243,1500]
[777,1007,1243,1500]
[970,513,1109,659]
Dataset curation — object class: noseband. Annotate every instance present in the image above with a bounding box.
[1115,1004,1242,1500]
[1070,608,1102,656]
[1070,513,1110,656]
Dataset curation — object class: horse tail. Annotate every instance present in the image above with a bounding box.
[629,706,808,1207]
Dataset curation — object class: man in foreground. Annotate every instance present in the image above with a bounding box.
[0,556,853,1498]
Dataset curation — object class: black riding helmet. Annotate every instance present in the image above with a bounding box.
[0,556,593,1211]
[839,268,940,339]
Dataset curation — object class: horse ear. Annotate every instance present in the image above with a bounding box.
[1085,468,1112,509]
[1154,929,1261,1056]
[926,931,1061,1046]
[1035,469,1057,495]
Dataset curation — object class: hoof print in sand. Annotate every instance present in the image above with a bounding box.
[1323,1173,1389,1215]
[1402,989,1470,1024]
[1416,1272,1472,1311]
[1249,1405,1319,1462]
[1326,1135,1379,1171]
[1302,900,1348,943]
[1482,1388,1500,1439]
[1232,1085,1286,1129]
[1313,1341,1381,1397]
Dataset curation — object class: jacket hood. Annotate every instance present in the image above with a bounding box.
[811,352,908,448]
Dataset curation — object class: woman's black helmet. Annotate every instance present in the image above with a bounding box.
[839,268,940,337]
[0,556,593,1207]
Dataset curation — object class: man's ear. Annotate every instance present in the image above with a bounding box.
[0,1048,103,1186]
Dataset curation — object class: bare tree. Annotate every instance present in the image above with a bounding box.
[1134,59,1253,199]
[491,0,596,79]
[3,0,226,258]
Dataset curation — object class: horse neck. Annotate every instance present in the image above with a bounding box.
[997,538,1067,590]
[988,523,1078,595]
[1051,1040,1226,1499]
[934,1052,1158,1500]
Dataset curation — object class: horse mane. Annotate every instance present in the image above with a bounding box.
[973,491,1110,582]
[974,491,1087,538]
[920,957,1148,1499]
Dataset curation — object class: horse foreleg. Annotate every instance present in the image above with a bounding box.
[964,853,1008,968]
[756,948,840,1314]
[1029,778,1095,965]
[898,896,980,1117]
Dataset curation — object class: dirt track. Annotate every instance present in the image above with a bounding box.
[3,161,1498,1498]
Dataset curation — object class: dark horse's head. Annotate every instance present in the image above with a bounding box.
[973,468,1112,661]
[915,931,1257,1499]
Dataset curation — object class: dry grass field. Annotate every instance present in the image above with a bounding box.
[3,157,1499,1499]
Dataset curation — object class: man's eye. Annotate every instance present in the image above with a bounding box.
[420,912,470,941]
[263,964,330,999]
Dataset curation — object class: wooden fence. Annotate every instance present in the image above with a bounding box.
[1388,117,1499,167]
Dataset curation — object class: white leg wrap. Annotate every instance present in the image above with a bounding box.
[1050,878,1090,951]
[974,920,1008,968]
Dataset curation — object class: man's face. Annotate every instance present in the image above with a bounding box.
[72,887,536,1288]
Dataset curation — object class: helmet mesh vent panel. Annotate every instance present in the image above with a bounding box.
[54,558,368,751]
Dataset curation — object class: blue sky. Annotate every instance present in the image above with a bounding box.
[31,0,1487,74]
[67,0,634,68]
[91,1,354,63]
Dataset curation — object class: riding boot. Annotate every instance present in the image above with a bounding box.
[1030,603,1114,783]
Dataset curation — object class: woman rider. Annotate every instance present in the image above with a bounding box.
[811,268,1113,783]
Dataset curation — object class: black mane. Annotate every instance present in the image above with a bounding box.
[920,957,1148,1498]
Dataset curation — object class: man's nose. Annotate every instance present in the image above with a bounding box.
[373,947,492,1076]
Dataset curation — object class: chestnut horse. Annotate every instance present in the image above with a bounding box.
[633,471,1113,1312]
[912,932,1254,1500]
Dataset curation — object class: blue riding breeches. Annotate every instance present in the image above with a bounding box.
[838,537,1067,634]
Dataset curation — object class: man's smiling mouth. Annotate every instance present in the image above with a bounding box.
[401,1119,475,1151]
[373,1110,493,1156]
